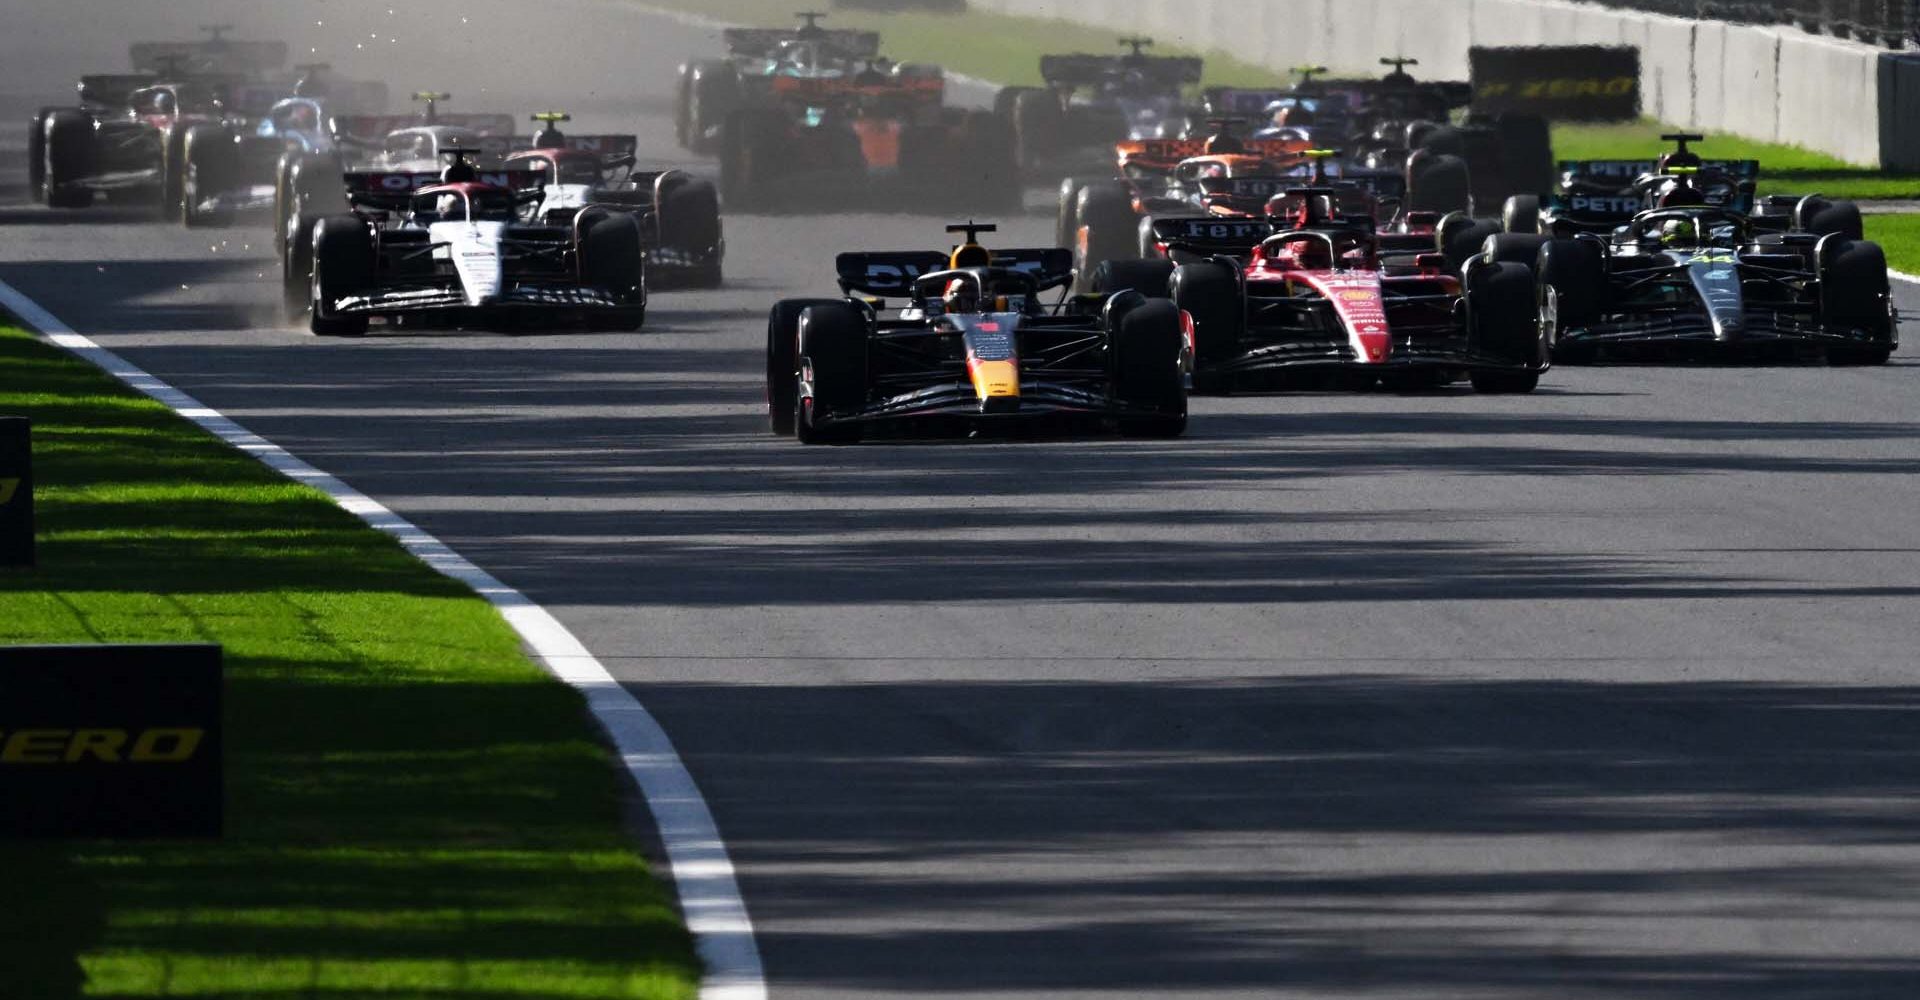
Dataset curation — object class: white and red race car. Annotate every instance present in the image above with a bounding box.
[292,151,647,335]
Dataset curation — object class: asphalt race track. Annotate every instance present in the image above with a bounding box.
[6,2,1920,997]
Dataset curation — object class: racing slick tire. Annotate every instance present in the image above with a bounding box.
[1111,298,1189,438]
[1501,194,1542,235]
[766,298,844,436]
[278,151,346,258]
[1797,196,1866,241]
[1137,215,1165,260]
[795,302,868,445]
[1411,123,1467,157]
[160,126,189,221]
[283,213,319,322]
[1073,182,1139,292]
[679,61,741,154]
[43,110,95,209]
[1464,261,1544,393]
[1170,259,1244,395]
[1406,151,1471,216]
[1011,87,1064,171]
[1055,177,1087,253]
[1439,213,1500,273]
[1818,238,1894,365]
[1092,259,1175,298]
[658,176,725,289]
[309,215,372,337]
[581,214,648,331]
[1482,233,1550,272]
[28,109,52,204]
[181,124,236,229]
[1537,237,1606,340]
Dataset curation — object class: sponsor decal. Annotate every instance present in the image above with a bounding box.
[0,644,223,838]
[1469,45,1640,121]
[1568,195,1644,215]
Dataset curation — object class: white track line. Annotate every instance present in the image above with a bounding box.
[1892,269,1920,287]
[0,277,765,1000]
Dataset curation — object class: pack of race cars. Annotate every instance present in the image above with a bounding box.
[30,16,1901,446]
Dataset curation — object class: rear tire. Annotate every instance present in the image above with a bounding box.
[795,302,868,445]
[310,215,372,337]
[27,109,51,204]
[1112,298,1188,437]
[181,124,235,228]
[1406,151,1470,215]
[581,214,647,331]
[1171,261,1242,395]
[658,176,725,289]
[682,61,741,154]
[43,110,94,209]
[1012,87,1064,171]
[283,213,318,322]
[1501,194,1541,235]
[1074,182,1139,291]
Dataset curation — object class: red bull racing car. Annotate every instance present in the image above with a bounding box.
[766,223,1188,442]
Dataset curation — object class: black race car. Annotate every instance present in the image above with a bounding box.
[766,223,1188,442]
[1502,205,1895,364]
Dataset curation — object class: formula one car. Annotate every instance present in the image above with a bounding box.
[1506,205,1895,364]
[676,11,884,153]
[1057,121,1317,288]
[505,113,725,287]
[1209,58,1555,217]
[993,37,1203,171]
[766,223,1188,442]
[1093,186,1548,393]
[296,150,647,335]
[30,70,249,216]
[678,12,1016,210]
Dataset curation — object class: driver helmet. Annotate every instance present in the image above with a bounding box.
[435,192,463,220]
[942,277,978,314]
[1204,131,1245,155]
[289,103,318,130]
[1659,217,1697,246]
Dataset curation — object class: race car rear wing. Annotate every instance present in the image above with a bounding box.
[1148,218,1278,256]
[768,73,943,107]
[836,248,1077,297]
[77,73,157,109]
[1560,158,1760,185]
[341,169,546,209]
[1119,136,1311,166]
[510,134,640,157]
[723,27,881,59]
[129,40,288,75]
[1040,54,1202,90]
[333,113,520,142]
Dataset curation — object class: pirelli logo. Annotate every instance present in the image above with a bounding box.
[0,727,206,763]
[1,644,223,838]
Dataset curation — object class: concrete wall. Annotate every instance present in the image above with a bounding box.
[972,0,1902,166]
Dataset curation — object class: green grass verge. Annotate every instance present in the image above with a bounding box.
[0,323,698,999]
[1864,213,1920,274]
[639,0,1294,88]
[1553,119,1920,200]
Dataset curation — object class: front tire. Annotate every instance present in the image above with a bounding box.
[310,215,372,337]
[1073,182,1139,292]
[1112,298,1188,437]
[795,302,868,445]
[1170,260,1244,395]
[766,298,843,436]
